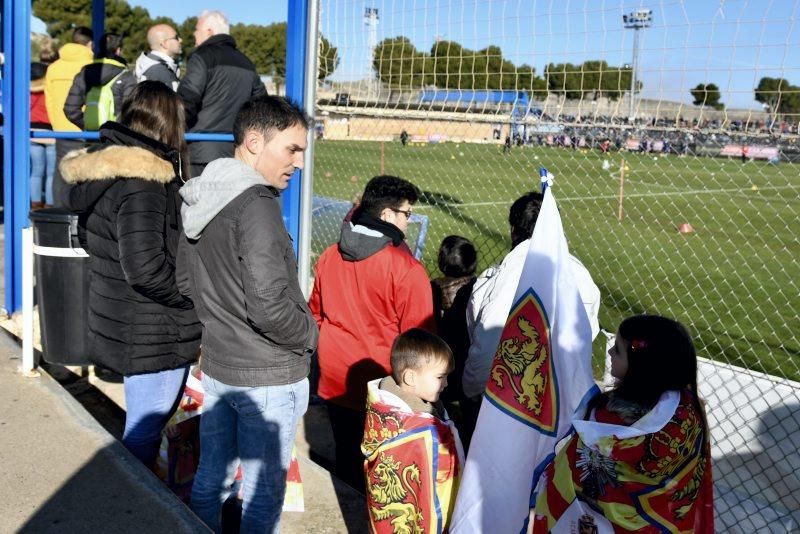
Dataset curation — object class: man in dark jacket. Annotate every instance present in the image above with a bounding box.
[177,96,318,533]
[134,24,182,90]
[178,10,267,177]
[64,32,136,130]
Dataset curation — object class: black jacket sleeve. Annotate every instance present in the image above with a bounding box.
[117,180,193,309]
[239,195,317,349]
[178,53,208,130]
[64,69,88,129]
[251,71,268,98]
[176,232,195,301]
[144,63,179,89]
[113,70,137,117]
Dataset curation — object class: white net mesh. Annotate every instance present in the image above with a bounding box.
[311,2,800,530]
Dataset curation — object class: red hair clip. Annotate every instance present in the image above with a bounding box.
[630,339,648,351]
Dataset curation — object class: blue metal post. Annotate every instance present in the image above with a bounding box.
[3,0,31,313]
[92,0,105,57]
[284,0,310,253]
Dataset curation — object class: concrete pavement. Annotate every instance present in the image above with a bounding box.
[0,319,368,533]
[0,329,207,533]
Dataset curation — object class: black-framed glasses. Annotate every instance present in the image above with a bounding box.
[391,207,412,219]
[165,34,181,42]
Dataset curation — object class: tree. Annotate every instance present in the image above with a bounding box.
[231,22,285,85]
[33,0,338,92]
[429,40,464,88]
[600,64,633,100]
[318,35,340,80]
[755,77,800,122]
[690,83,724,110]
[545,63,581,99]
[425,38,547,93]
[33,0,91,47]
[545,60,635,100]
[515,64,548,99]
[374,36,428,89]
[178,17,198,50]
[33,0,160,63]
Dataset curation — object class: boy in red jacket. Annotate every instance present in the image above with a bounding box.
[309,175,435,492]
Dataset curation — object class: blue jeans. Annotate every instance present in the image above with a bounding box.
[190,375,309,534]
[122,365,189,468]
[30,142,56,205]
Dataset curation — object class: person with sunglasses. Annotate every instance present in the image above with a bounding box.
[134,24,183,91]
[309,175,437,493]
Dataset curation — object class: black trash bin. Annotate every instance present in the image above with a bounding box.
[30,208,91,365]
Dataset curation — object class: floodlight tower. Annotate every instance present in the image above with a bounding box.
[364,7,380,98]
[623,9,652,120]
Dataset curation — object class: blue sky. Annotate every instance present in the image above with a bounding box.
[37,0,800,110]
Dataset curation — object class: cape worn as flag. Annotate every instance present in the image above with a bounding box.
[362,379,464,533]
[450,188,598,533]
[531,389,714,533]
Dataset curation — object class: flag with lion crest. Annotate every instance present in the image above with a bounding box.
[362,378,464,533]
[450,188,598,533]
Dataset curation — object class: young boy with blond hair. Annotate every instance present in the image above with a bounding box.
[362,329,464,533]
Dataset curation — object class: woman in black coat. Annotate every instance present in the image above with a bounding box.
[61,81,201,468]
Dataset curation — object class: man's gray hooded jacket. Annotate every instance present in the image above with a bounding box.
[177,158,318,386]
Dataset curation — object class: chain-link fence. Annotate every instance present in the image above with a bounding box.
[310,2,800,531]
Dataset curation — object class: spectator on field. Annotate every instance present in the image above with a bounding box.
[309,175,435,492]
[61,81,201,470]
[44,26,93,207]
[462,192,601,434]
[64,32,136,131]
[177,96,317,532]
[30,62,56,209]
[178,10,267,177]
[431,235,479,449]
[135,24,182,91]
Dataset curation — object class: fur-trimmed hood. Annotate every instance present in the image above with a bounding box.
[61,122,183,216]
[60,145,176,185]
[60,121,181,185]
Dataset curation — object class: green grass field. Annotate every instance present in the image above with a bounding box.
[312,140,800,380]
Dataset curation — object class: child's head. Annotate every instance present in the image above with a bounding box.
[608,314,697,406]
[437,235,477,278]
[391,329,454,403]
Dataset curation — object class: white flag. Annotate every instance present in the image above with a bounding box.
[450,189,598,533]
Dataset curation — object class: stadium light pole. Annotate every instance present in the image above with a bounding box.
[623,9,652,120]
[364,7,380,100]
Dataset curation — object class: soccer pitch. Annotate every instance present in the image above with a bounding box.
[313,140,799,381]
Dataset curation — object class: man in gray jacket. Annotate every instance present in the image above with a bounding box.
[177,96,318,533]
[134,24,182,90]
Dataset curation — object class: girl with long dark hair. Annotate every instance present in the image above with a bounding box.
[61,81,200,468]
[530,315,713,533]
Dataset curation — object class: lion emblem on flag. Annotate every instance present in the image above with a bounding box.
[486,291,558,433]
[368,452,424,534]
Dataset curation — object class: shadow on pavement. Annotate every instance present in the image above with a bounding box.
[18,443,206,534]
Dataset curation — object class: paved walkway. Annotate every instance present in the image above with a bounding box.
[0,330,206,532]
[0,321,367,533]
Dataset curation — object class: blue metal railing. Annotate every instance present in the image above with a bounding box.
[29,131,235,142]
